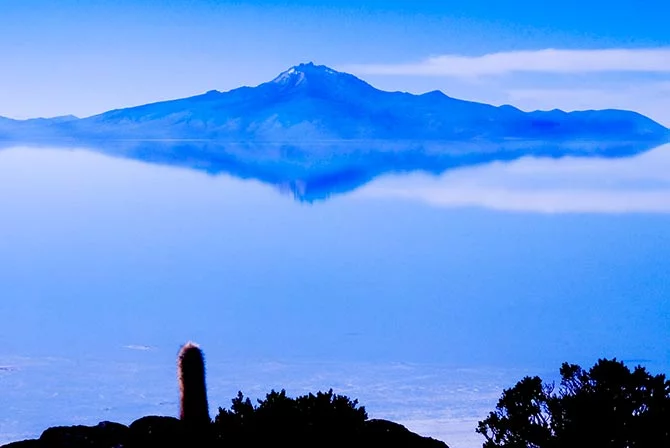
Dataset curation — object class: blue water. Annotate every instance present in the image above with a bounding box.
[1,143,669,447]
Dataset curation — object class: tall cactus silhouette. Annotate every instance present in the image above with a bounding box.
[177,342,210,426]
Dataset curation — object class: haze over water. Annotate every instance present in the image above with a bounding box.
[1,143,669,447]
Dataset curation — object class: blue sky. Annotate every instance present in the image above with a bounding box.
[1,0,669,124]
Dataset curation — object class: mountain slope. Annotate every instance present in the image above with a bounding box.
[1,62,669,142]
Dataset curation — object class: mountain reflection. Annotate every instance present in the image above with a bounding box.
[0,138,665,202]
[355,143,670,213]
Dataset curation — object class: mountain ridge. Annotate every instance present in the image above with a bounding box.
[0,62,668,143]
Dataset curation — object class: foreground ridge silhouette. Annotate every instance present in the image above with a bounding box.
[1,343,449,447]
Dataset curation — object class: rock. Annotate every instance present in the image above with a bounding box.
[1,440,42,448]
[362,419,449,447]
[38,421,129,447]
[128,416,185,446]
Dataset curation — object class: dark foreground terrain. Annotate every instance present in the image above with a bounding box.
[1,415,447,448]
[2,387,448,448]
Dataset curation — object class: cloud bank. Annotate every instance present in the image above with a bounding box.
[342,48,670,77]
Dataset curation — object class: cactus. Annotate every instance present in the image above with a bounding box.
[177,342,210,426]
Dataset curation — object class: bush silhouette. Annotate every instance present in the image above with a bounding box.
[476,358,670,447]
[214,388,368,446]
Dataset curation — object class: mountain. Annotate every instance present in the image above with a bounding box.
[1,62,668,142]
[1,63,668,202]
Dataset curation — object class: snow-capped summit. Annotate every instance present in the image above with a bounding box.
[271,62,338,85]
[272,66,307,86]
[267,62,375,96]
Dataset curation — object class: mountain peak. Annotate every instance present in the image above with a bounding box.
[291,62,339,74]
[271,62,343,86]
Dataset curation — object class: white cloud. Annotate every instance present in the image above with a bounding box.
[354,144,670,214]
[341,48,670,77]
[123,344,154,351]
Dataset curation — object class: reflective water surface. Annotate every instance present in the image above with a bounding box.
[1,142,669,447]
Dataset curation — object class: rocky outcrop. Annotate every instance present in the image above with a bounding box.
[2,417,448,448]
